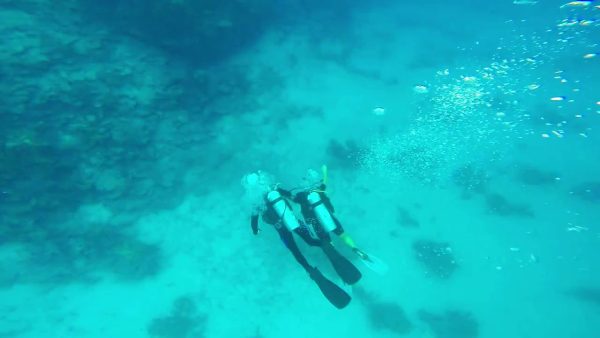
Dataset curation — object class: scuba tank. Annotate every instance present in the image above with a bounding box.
[266,190,300,231]
[307,191,336,232]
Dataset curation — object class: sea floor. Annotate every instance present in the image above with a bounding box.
[1,1,599,338]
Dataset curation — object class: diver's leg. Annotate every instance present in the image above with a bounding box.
[276,227,313,271]
[277,227,352,308]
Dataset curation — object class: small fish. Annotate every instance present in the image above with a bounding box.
[579,19,596,26]
[513,0,538,4]
[372,107,386,116]
[527,84,540,90]
[551,96,566,101]
[529,254,538,264]
[413,85,429,94]
[561,1,593,8]
[557,19,579,27]
[436,69,450,76]
[583,53,597,58]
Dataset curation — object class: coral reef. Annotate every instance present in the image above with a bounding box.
[412,240,457,279]
[0,1,262,287]
[25,227,163,284]
[80,0,276,66]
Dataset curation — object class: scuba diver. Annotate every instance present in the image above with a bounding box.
[281,166,371,261]
[242,167,387,309]
[242,170,358,309]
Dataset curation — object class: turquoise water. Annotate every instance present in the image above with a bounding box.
[1,0,599,337]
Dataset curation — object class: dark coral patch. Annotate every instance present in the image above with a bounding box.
[354,287,413,335]
[515,166,558,186]
[567,287,600,308]
[571,182,600,202]
[413,240,457,279]
[484,193,534,218]
[419,309,479,338]
[148,296,207,338]
[397,206,420,228]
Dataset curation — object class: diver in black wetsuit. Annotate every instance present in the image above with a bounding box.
[243,168,371,309]
[249,186,353,309]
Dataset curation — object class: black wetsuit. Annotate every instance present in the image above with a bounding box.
[250,187,360,308]
[250,188,321,272]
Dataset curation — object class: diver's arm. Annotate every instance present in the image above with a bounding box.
[277,187,293,199]
[276,227,313,272]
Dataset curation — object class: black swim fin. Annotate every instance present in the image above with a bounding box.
[321,242,362,285]
[308,267,351,309]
